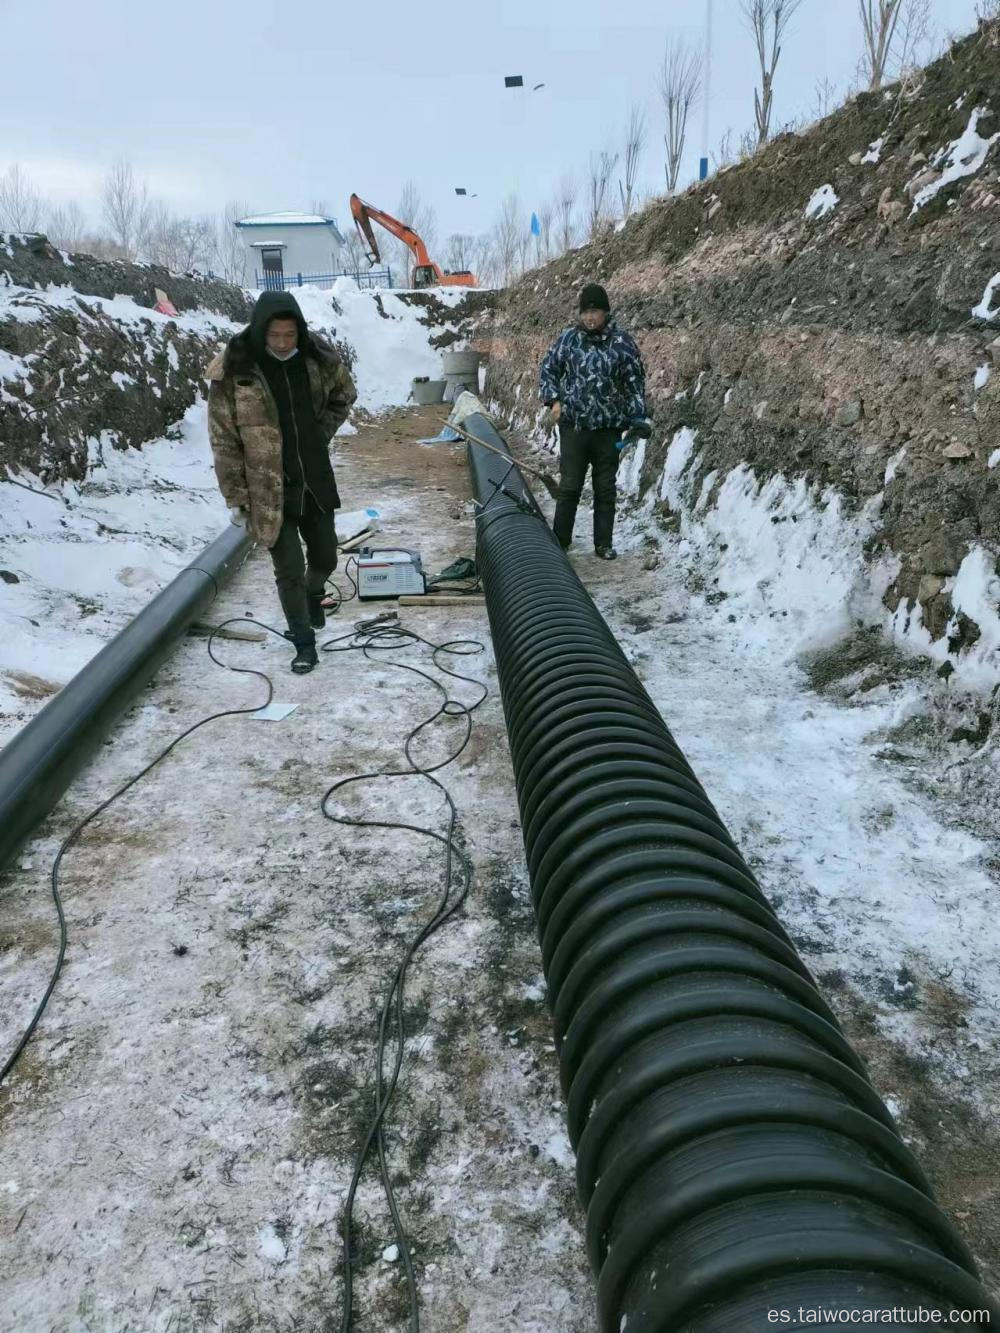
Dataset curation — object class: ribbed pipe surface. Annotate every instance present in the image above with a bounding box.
[464,412,998,1333]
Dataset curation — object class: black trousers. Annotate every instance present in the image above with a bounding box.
[268,499,338,647]
[552,425,621,550]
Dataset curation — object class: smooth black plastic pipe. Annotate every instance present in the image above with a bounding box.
[462,410,998,1333]
[0,523,251,873]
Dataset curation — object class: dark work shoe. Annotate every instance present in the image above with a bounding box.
[307,592,326,629]
[291,644,318,674]
[595,546,618,561]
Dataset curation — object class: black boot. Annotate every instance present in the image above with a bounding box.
[307,591,326,629]
[594,546,618,561]
[291,643,318,674]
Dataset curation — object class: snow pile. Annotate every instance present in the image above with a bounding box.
[633,428,1000,691]
[804,184,839,220]
[911,106,1000,212]
[861,137,884,164]
[0,278,236,351]
[0,402,228,733]
[971,271,1000,321]
[291,279,469,414]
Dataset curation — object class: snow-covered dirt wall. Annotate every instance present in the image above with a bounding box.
[481,19,1000,691]
[0,271,475,741]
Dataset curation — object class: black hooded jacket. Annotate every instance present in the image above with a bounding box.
[247,291,339,517]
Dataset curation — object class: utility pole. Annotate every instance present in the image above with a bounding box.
[700,0,713,180]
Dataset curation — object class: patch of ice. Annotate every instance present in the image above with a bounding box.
[988,449,1000,469]
[974,363,992,391]
[658,427,698,506]
[884,446,907,486]
[972,272,1000,322]
[258,1223,286,1263]
[618,438,647,498]
[804,184,839,220]
[862,137,884,164]
[911,108,1000,212]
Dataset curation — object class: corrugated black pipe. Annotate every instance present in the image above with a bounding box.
[0,523,251,874]
[463,411,998,1333]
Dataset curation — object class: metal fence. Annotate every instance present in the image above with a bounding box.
[255,268,394,292]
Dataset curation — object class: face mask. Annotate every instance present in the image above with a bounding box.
[267,345,298,361]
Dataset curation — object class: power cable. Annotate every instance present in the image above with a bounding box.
[318,619,487,1333]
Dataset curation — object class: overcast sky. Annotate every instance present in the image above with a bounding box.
[1,0,986,243]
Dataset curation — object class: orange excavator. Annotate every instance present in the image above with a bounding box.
[349,193,476,289]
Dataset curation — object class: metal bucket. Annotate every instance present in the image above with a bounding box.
[410,377,447,405]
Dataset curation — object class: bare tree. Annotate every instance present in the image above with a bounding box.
[213,199,250,286]
[537,202,554,262]
[860,0,933,89]
[741,0,807,146]
[660,40,702,193]
[587,149,619,240]
[102,160,152,260]
[342,230,369,274]
[977,0,1000,18]
[386,180,438,285]
[895,0,933,74]
[618,104,648,219]
[0,164,46,233]
[556,176,577,253]
[446,233,475,271]
[474,234,499,288]
[812,76,839,120]
[858,0,906,86]
[46,201,88,252]
[491,194,526,286]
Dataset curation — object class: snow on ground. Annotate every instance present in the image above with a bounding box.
[599,432,1000,1113]
[0,283,468,739]
[804,184,839,219]
[972,271,1000,321]
[0,403,229,733]
[292,279,468,413]
[0,405,594,1332]
[911,106,1000,213]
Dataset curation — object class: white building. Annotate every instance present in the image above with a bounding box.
[235,212,347,290]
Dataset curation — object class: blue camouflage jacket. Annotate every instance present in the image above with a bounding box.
[538,319,646,431]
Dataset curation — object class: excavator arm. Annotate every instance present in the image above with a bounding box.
[350,194,438,276]
[348,193,476,289]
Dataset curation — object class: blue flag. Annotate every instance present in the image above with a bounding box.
[530,212,540,237]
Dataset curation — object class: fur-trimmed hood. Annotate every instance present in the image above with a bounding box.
[205,289,344,383]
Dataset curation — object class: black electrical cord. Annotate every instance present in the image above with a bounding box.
[0,618,285,1087]
[321,554,360,614]
[319,618,487,1333]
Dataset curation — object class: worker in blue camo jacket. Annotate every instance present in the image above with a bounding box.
[538,283,651,561]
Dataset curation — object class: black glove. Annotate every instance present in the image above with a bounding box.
[617,419,653,452]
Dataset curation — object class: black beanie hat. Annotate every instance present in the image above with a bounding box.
[579,283,610,313]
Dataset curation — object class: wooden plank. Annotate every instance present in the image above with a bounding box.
[339,528,375,553]
[188,621,267,642]
[398,595,486,607]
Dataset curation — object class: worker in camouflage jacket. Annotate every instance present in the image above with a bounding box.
[206,290,357,674]
[538,283,650,560]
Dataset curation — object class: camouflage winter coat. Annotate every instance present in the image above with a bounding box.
[205,314,357,550]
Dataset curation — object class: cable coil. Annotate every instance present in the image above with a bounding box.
[464,412,998,1333]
